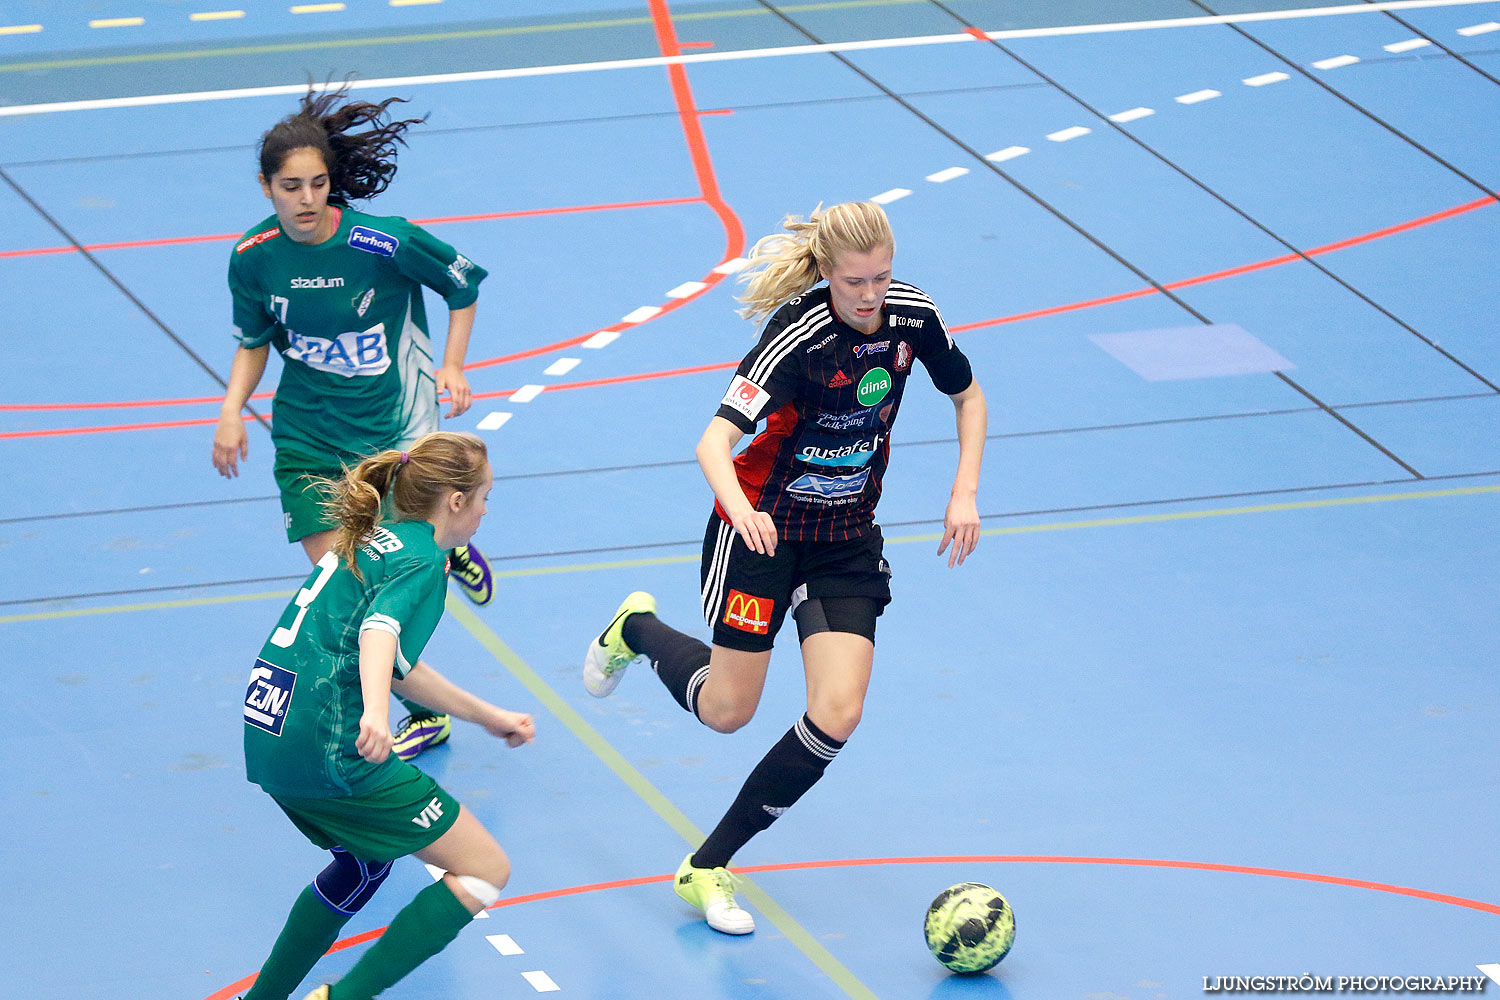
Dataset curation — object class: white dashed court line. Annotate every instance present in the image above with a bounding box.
[712,257,749,275]
[5,1,1498,120]
[870,188,912,204]
[1243,71,1290,85]
[522,971,561,993]
[620,305,661,324]
[486,934,524,956]
[391,0,443,5]
[542,357,580,377]
[925,166,970,183]
[1108,107,1154,123]
[0,23,42,33]
[1046,125,1091,141]
[666,280,707,298]
[582,330,621,349]
[986,145,1031,162]
[90,17,145,28]
[1384,37,1432,51]
[509,384,545,404]
[1176,88,1221,104]
[290,3,345,12]
[191,10,245,19]
[477,412,513,430]
[1312,53,1360,68]
[1458,20,1500,33]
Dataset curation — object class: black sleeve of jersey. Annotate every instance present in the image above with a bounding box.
[916,310,974,396]
[713,307,805,432]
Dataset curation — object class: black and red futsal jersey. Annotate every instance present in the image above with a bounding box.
[715,281,974,543]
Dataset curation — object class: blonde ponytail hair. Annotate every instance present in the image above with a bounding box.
[736,201,896,322]
[315,431,489,578]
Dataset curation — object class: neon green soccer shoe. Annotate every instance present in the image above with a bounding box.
[448,544,494,606]
[582,591,657,697]
[674,853,754,935]
[392,712,451,761]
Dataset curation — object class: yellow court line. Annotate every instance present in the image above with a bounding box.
[2,482,1496,626]
[89,17,145,28]
[0,24,42,35]
[190,11,247,21]
[0,1,898,74]
[444,598,879,1000]
[290,3,346,12]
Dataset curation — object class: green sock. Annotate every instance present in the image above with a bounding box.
[244,886,351,1000]
[330,880,472,1000]
[394,692,434,719]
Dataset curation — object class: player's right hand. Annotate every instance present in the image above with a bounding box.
[212,414,248,478]
[356,712,394,764]
[730,507,778,557]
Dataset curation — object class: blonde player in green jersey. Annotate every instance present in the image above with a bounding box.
[239,431,534,1000]
[213,87,492,760]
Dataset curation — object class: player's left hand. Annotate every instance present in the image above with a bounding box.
[436,365,473,418]
[938,492,980,568]
[484,709,535,748]
[356,712,394,763]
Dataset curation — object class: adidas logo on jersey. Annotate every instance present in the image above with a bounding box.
[829,370,852,387]
[291,276,346,289]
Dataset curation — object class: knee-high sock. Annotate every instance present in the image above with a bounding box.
[623,612,712,720]
[693,714,845,870]
[329,880,472,1000]
[244,886,352,1000]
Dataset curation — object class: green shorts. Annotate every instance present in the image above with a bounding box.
[273,451,345,543]
[270,764,461,863]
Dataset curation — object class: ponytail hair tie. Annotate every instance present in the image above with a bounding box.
[399,451,409,466]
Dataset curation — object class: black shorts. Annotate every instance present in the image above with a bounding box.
[699,510,892,653]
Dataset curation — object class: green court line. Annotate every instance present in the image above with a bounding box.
[0,588,297,624]
[444,597,879,1000]
[3,482,1496,625]
[0,0,930,74]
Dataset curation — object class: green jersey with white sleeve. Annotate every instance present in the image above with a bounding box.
[243,518,449,798]
[228,208,487,463]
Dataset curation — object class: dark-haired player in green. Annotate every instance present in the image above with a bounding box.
[238,431,533,1000]
[214,87,493,761]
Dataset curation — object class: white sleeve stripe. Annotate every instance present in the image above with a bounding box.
[361,614,403,637]
[746,304,832,384]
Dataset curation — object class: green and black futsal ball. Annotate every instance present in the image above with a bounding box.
[923,882,1015,973]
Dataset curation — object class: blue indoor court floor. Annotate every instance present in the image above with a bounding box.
[2,0,1499,997]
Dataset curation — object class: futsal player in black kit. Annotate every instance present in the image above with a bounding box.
[583,201,988,934]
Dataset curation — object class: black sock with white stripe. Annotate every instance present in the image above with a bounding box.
[622,612,712,720]
[692,714,845,870]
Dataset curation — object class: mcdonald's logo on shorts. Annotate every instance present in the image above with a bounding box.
[723,589,773,634]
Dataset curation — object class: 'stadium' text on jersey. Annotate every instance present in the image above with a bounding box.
[228,209,487,464]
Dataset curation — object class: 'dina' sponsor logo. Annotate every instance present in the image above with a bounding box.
[857,367,892,407]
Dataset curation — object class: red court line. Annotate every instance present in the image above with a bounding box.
[953,194,1499,333]
[199,854,1500,1000]
[0,197,704,260]
[0,416,224,440]
[2,195,1491,435]
[458,0,747,374]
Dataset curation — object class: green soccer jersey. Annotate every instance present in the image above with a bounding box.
[243,519,449,798]
[228,208,488,464]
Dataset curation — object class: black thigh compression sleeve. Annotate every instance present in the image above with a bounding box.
[793,596,880,644]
